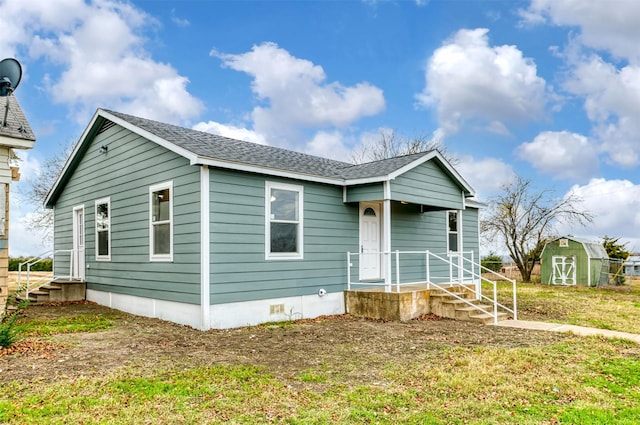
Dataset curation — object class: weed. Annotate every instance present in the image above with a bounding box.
[0,311,20,348]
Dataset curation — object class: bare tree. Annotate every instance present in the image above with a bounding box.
[481,176,593,283]
[351,129,458,165]
[20,141,74,242]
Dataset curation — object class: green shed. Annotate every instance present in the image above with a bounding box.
[540,236,609,287]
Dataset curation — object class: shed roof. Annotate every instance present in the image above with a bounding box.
[548,236,608,259]
[45,109,476,207]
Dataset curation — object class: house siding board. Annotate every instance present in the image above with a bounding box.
[461,207,480,262]
[346,183,384,202]
[389,203,450,283]
[390,161,464,209]
[209,169,358,304]
[52,125,201,304]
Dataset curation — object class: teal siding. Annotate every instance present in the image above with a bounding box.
[390,161,464,209]
[390,203,449,283]
[389,204,480,284]
[53,124,201,304]
[209,169,359,304]
[345,183,384,202]
[461,207,480,263]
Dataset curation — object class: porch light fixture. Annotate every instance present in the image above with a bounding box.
[400,200,408,204]
[100,145,108,154]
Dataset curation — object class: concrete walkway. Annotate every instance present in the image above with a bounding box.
[493,320,640,344]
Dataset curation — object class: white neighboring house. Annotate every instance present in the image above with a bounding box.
[0,95,36,310]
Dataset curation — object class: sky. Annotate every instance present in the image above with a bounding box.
[1,0,639,257]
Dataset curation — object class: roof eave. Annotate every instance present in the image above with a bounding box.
[193,156,345,186]
[45,110,105,208]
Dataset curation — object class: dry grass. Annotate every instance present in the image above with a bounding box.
[6,271,51,292]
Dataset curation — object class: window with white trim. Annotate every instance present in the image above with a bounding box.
[95,197,111,261]
[447,210,459,252]
[266,182,303,259]
[150,181,173,261]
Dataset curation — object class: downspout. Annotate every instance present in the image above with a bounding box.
[200,165,210,329]
[383,180,392,290]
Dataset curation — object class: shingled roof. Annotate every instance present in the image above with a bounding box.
[0,95,36,147]
[46,108,475,207]
[104,109,432,181]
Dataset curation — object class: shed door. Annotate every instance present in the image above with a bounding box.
[552,256,575,285]
[359,203,382,280]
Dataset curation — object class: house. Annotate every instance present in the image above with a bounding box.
[45,109,483,329]
[540,236,609,287]
[624,255,640,277]
[0,94,36,311]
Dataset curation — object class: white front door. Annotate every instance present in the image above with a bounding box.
[359,203,382,280]
[72,206,86,280]
[552,255,575,285]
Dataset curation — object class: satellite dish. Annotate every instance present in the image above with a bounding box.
[0,58,22,97]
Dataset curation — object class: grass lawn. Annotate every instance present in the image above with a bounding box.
[509,276,640,334]
[1,279,640,424]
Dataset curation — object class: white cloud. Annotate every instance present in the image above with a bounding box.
[417,28,548,135]
[305,131,353,162]
[559,55,640,168]
[170,9,190,27]
[192,121,266,145]
[516,131,599,180]
[0,0,203,125]
[456,155,516,198]
[558,179,640,250]
[522,0,640,63]
[9,213,52,257]
[212,42,385,145]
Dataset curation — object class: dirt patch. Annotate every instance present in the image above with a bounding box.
[1,302,568,384]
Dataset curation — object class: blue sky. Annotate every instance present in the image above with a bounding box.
[2,0,640,256]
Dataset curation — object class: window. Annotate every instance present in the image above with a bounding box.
[150,181,173,261]
[266,182,303,259]
[447,210,459,252]
[95,197,110,261]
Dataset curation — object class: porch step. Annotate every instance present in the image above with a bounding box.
[429,289,510,324]
[469,312,510,324]
[17,280,86,304]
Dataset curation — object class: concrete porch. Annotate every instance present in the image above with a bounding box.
[344,283,509,324]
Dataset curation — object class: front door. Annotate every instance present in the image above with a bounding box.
[359,203,382,280]
[552,255,575,285]
[72,206,85,280]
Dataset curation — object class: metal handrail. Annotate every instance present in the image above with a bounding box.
[18,249,77,298]
[346,250,517,324]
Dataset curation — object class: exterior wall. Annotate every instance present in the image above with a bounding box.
[345,183,384,202]
[387,204,480,284]
[388,203,446,283]
[390,161,464,210]
[53,124,202,304]
[209,169,359,305]
[541,239,589,285]
[461,207,480,263]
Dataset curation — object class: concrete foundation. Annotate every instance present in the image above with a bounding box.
[344,284,499,323]
[345,284,431,321]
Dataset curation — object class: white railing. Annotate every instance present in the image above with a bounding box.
[346,250,517,324]
[18,249,79,299]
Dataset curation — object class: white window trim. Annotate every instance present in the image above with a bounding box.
[149,181,174,262]
[446,210,461,253]
[265,181,304,260]
[95,197,111,261]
